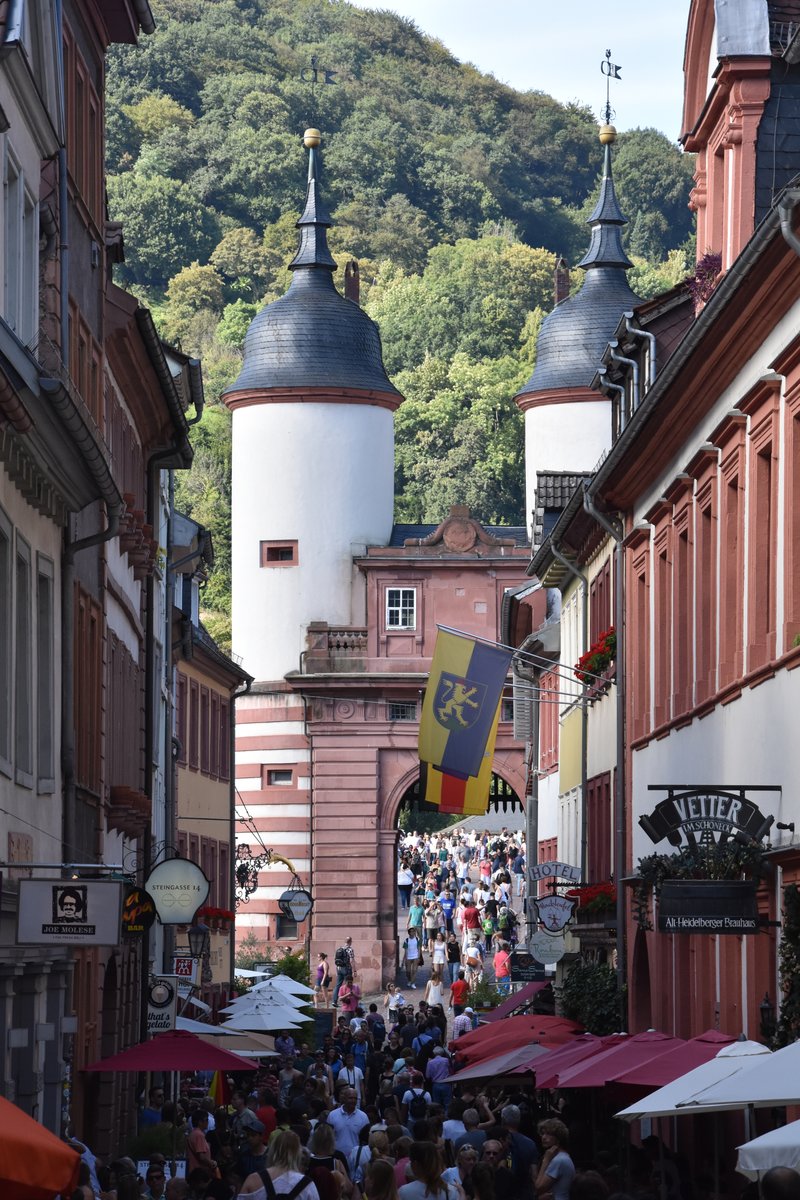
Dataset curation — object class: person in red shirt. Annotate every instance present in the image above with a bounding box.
[461,901,481,935]
[255,1086,277,1138]
[449,969,470,1015]
[493,942,511,995]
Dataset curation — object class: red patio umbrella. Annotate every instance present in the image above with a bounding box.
[613,1029,735,1089]
[0,1094,80,1200]
[450,1014,582,1065]
[555,1030,686,1089]
[482,981,550,1023]
[84,1028,256,1072]
[512,1032,606,1088]
[447,1041,552,1084]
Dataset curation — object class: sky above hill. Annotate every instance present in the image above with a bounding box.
[347,0,692,140]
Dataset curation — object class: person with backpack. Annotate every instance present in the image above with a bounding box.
[332,938,353,1007]
[401,1072,432,1132]
[365,1002,386,1049]
[237,1128,320,1200]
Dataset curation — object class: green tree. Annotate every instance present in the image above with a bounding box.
[210,227,274,301]
[216,300,259,349]
[122,92,195,141]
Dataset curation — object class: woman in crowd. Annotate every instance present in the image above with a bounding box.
[398,1141,460,1200]
[236,1129,320,1200]
[442,1144,478,1196]
[314,954,332,1009]
[536,1118,576,1200]
[365,1159,400,1200]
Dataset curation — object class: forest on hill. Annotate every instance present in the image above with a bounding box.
[106,0,696,648]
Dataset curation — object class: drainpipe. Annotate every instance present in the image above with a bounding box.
[582,486,627,1025]
[62,504,121,864]
[609,341,640,418]
[624,316,657,390]
[549,541,589,883]
[229,676,252,990]
[597,368,627,439]
[779,196,800,258]
[514,638,541,946]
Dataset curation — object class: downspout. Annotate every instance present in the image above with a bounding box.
[582,486,627,1026]
[597,369,627,436]
[55,0,68,366]
[230,675,252,990]
[514,639,540,947]
[779,195,800,258]
[549,541,589,883]
[609,342,640,418]
[625,316,657,390]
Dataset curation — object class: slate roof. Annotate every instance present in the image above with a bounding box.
[224,142,399,399]
[388,523,529,548]
[532,471,593,553]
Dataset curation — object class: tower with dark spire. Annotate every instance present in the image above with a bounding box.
[223,129,402,683]
[515,123,639,534]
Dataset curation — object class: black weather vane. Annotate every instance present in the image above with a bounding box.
[600,48,621,124]
[299,54,337,127]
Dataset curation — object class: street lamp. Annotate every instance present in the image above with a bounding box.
[187,921,211,960]
[760,991,776,1041]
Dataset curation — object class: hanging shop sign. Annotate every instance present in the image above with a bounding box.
[534,895,577,933]
[173,955,200,986]
[17,880,122,946]
[509,949,547,983]
[658,879,759,935]
[147,975,180,1036]
[121,887,156,937]
[529,860,582,884]
[640,786,777,849]
[278,888,313,923]
[145,858,210,925]
[530,930,567,965]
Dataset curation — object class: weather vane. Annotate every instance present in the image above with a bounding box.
[600,48,621,124]
[300,54,337,125]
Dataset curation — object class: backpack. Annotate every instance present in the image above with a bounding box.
[372,1016,386,1044]
[408,1088,428,1120]
[482,917,494,936]
[259,1171,312,1200]
[498,910,510,930]
[334,946,349,970]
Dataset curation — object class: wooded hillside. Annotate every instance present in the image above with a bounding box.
[106,0,695,647]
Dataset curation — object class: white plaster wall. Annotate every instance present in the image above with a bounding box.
[231,402,395,680]
[631,666,799,864]
[525,400,611,532]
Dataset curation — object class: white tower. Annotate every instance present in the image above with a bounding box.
[515,126,639,532]
[224,130,402,682]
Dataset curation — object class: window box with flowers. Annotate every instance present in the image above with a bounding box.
[566,881,617,924]
[574,628,616,699]
[197,906,235,933]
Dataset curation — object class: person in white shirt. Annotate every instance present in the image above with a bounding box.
[337,1053,365,1106]
[327,1089,370,1156]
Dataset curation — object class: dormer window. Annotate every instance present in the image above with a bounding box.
[386,587,416,630]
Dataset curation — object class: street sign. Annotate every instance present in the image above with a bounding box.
[17,880,122,946]
[658,879,759,934]
[509,949,546,983]
[530,931,567,965]
[529,861,582,884]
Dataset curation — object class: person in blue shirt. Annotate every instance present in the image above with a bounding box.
[438,889,455,932]
[407,900,424,939]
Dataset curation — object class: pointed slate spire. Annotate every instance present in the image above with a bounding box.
[578,125,633,271]
[289,129,337,273]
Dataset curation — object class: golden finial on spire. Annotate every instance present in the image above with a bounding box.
[599,124,617,145]
[303,128,322,149]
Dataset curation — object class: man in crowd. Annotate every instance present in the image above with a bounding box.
[328,1086,370,1155]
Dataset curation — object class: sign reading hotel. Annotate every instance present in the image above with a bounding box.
[529,860,582,884]
[17,880,122,946]
[640,786,777,849]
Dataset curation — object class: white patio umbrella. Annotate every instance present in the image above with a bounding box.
[676,1039,800,1112]
[221,990,306,1014]
[737,1119,800,1179]
[177,1015,243,1035]
[257,974,315,997]
[223,1010,303,1032]
[616,1040,771,1121]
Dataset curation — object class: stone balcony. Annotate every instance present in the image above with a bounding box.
[305,622,369,671]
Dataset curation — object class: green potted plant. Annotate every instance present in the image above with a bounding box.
[470,978,503,1011]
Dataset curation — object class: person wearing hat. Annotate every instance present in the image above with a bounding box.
[452,1006,474,1039]
[234,1117,267,1182]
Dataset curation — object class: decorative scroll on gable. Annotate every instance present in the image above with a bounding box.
[403,505,517,553]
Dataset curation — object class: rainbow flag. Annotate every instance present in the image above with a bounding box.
[418,630,511,780]
[208,1070,230,1108]
[421,701,500,815]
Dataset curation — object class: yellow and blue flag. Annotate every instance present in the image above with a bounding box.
[418,629,511,780]
[421,701,500,815]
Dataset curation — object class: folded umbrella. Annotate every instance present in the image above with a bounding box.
[614,1029,735,1089]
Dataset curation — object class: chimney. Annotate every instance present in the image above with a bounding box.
[554,256,570,306]
[344,260,360,305]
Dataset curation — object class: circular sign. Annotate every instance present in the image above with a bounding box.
[148,977,176,1009]
[278,888,313,923]
[530,931,567,965]
[121,887,156,936]
[145,858,210,925]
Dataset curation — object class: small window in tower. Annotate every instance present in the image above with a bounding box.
[387,701,417,722]
[275,913,299,939]
[260,540,298,567]
[267,768,293,786]
[501,699,514,723]
[386,587,416,630]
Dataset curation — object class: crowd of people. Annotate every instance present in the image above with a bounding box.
[396,828,525,999]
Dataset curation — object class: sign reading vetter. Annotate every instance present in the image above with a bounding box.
[658,880,759,935]
[641,786,777,849]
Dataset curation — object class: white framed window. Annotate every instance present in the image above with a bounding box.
[36,555,55,792]
[4,147,38,344]
[15,534,32,786]
[386,587,416,630]
[0,505,11,776]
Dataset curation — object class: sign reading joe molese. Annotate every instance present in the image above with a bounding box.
[17,879,122,945]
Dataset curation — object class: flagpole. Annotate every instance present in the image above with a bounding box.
[434,623,615,687]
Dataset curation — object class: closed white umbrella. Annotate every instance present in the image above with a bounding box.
[616,1040,770,1121]
[221,991,306,1014]
[737,1119,800,1179]
[253,974,315,997]
[677,1039,800,1112]
[224,1010,303,1032]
